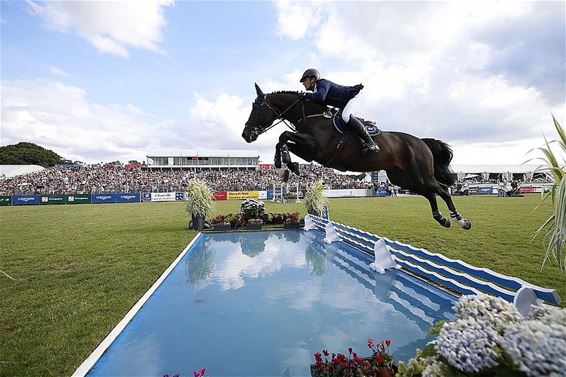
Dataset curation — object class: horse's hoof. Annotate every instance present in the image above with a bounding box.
[458,219,471,230]
[443,219,451,228]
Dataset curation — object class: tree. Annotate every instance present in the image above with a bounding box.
[0,142,63,167]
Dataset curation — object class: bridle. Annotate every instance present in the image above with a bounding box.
[247,94,304,138]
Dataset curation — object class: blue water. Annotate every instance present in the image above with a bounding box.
[87,230,456,377]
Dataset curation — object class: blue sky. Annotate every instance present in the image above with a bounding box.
[1,1,565,166]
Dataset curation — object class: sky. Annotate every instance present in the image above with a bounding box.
[1,0,565,167]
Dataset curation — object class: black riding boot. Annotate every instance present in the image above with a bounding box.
[347,115,379,153]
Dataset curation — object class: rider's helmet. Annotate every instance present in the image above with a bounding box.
[299,68,320,82]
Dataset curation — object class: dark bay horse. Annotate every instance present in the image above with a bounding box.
[242,84,471,230]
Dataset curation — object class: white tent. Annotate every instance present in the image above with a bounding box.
[0,165,45,179]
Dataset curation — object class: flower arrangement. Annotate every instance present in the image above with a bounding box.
[284,212,300,223]
[311,339,397,377]
[186,179,213,230]
[240,199,265,220]
[397,294,566,377]
[304,180,327,216]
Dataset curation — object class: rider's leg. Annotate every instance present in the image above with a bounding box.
[342,96,379,154]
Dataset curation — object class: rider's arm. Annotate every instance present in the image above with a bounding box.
[304,80,330,102]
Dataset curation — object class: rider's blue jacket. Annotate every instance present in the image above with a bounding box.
[303,79,363,108]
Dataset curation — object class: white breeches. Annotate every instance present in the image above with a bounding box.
[342,94,361,122]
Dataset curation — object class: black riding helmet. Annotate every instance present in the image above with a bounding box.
[300,68,320,82]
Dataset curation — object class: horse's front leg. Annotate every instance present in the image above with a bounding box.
[274,141,283,168]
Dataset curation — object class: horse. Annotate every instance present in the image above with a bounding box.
[242,84,471,230]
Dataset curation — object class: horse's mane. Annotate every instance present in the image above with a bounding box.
[269,90,302,96]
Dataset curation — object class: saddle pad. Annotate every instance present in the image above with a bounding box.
[333,115,381,136]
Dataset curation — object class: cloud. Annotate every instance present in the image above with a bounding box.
[49,66,68,77]
[1,79,169,162]
[271,1,565,165]
[26,0,174,57]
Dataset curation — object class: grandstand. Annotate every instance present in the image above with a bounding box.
[145,150,260,171]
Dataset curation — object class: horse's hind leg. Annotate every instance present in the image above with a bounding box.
[435,184,472,230]
[423,192,451,228]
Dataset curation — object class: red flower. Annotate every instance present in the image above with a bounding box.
[385,339,391,347]
[367,338,374,348]
[323,348,329,357]
[375,354,383,365]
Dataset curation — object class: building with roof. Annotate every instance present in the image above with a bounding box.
[145,150,260,170]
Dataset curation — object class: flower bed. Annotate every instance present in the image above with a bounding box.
[209,212,302,231]
[397,294,566,376]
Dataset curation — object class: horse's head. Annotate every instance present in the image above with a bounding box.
[242,84,278,143]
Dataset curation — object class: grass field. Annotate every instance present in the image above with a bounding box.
[1,195,565,377]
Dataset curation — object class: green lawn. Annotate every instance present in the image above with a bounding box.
[1,195,564,376]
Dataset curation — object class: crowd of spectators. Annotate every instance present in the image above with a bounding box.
[0,163,372,195]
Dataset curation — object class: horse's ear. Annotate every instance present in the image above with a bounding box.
[255,83,264,99]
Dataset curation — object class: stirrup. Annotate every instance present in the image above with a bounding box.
[362,144,379,154]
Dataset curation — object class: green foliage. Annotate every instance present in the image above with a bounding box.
[530,115,566,273]
[186,178,213,218]
[0,142,64,167]
[304,180,328,215]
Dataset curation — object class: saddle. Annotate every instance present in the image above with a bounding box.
[324,108,381,136]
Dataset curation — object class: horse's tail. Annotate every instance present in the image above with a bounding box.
[421,138,455,186]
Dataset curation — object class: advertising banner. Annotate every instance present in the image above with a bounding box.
[12,195,41,206]
[0,196,11,206]
[324,189,373,198]
[116,193,140,203]
[142,192,152,202]
[150,192,177,202]
[67,194,91,204]
[266,191,273,200]
[91,194,117,203]
[40,194,68,205]
[175,192,185,201]
[213,191,227,200]
[478,187,493,195]
[520,186,535,193]
[258,191,268,200]
[227,191,259,200]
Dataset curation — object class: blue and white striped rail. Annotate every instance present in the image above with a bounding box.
[305,215,561,306]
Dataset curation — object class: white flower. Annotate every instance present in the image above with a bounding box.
[501,319,566,377]
[435,317,500,373]
[453,294,522,331]
[422,358,447,377]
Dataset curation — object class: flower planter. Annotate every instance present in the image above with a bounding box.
[213,223,231,231]
[190,214,206,230]
[284,222,301,229]
[245,223,262,231]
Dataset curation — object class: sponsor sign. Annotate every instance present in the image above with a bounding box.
[266,191,273,200]
[478,187,493,195]
[116,193,140,203]
[92,194,116,203]
[213,191,227,201]
[40,194,68,205]
[12,195,41,206]
[67,194,91,204]
[227,191,259,200]
[258,191,268,200]
[142,192,152,202]
[0,196,11,206]
[175,192,185,201]
[520,186,535,193]
[150,192,177,202]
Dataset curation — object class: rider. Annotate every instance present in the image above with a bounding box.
[300,68,379,153]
